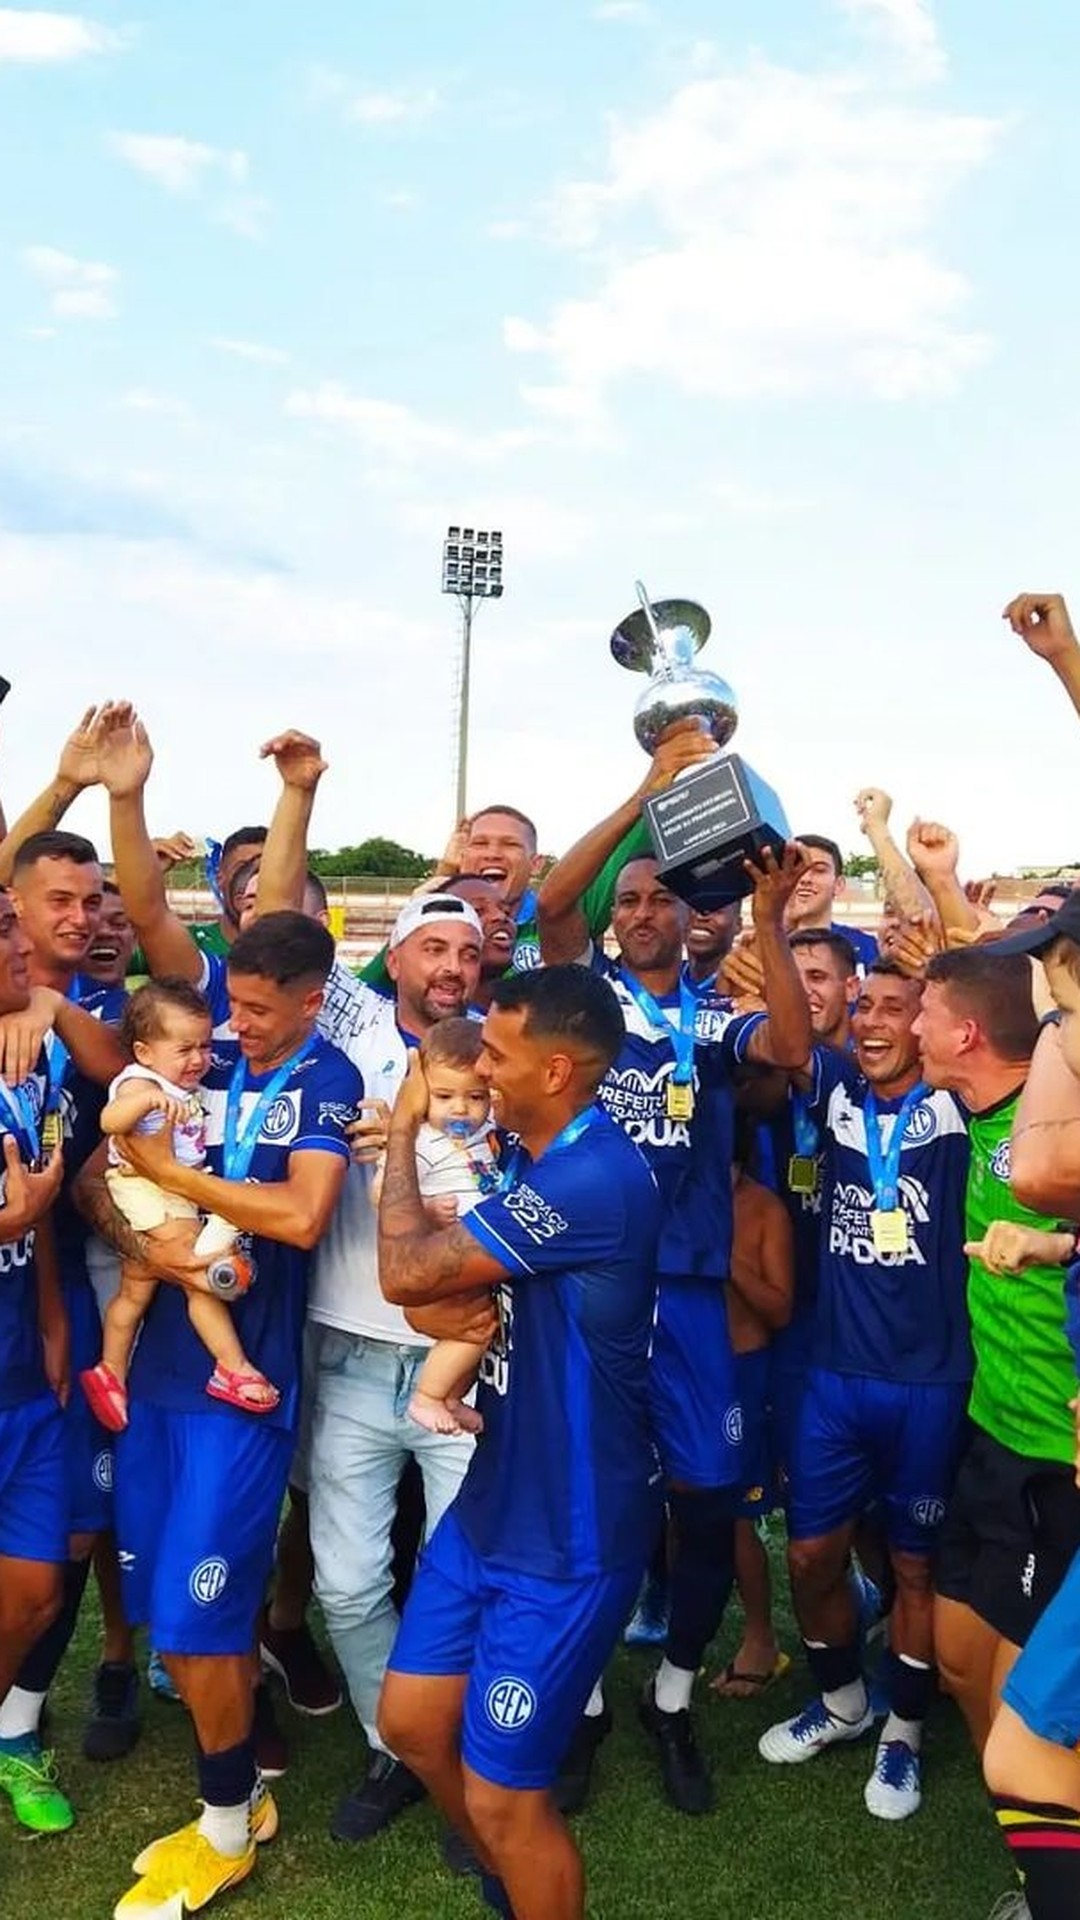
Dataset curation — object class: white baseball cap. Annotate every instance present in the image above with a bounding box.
[389,893,484,949]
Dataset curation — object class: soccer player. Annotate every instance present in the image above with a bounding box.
[0,889,69,1834]
[376,965,663,1920]
[684,903,740,993]
[539,760,813,1814]
[82,882,137,989]
[784,833,879,972]
[758,961,971,1821]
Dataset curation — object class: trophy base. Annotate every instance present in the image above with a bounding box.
[642,752,790,911]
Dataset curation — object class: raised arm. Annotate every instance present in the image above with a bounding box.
[119,1122,349,1251]
[854,788,933,924]
[0,705,112,886]
[254,730,328,917]
[1003,592,1080,724]
[906,818,979,940]
[1010,1020,1080,1216]
[739,845,815,1071]
[537,721,718,964]
[99,707,202,983]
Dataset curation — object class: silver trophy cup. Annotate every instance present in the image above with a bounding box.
[611,582,789,908]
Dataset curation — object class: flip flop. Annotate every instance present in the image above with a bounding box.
[206,1366,280,1415]
[80,1361,129,1432]
[710,1651,792,1699]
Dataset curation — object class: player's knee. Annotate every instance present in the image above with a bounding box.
[787,1535,845,1598]
[0,1561,62,1641]
[463,1772,529,1852]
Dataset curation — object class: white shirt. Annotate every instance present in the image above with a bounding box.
[415,1121,497,1213]
[105,1065,206,1172]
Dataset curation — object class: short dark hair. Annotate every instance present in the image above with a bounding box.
[303,871,329,915]
[789,929,858,976]
[470,805,538,851]
[120,976,210,1055]
[103,879,122,899]
[12,829,100,875]
[925,949,1039,1061]
[490,963,625,1074]
[227,909,334,987]
[795,834,843,877]
[221,826,268,864]
[866,958,917,984]
[421,1016,484,1073]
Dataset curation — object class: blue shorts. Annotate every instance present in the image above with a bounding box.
[649,1276,742,1489]
[114,1402,294,1655]
[769,1310,813,1492]
[733,1348,779,1521]
[0,1396,67,1564]
[388,1507,640,1790]
[788,1368,968,1553]
[1002,1543,1080,1747]
[64,1276,113,1535]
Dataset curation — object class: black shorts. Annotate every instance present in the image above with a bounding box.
[935,1426,1080,1647]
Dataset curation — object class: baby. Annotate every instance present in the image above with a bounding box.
[373,1018,499,1435]
[79,977,278,1432]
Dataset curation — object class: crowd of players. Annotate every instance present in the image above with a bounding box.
[2,590,1080,1920]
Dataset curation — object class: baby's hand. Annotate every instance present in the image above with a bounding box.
[143,1089,191,1129]
[423,1195,459,1229]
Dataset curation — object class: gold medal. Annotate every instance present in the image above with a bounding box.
[666,1079,694,1121]
[787,1154,818,1196]
[41,1110,62,1154]
[871,1208,909,1256]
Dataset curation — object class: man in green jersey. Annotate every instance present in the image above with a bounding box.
[913,947,1080,1758]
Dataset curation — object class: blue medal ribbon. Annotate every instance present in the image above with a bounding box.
[498,1102,602,1193]
[223,1036,316,1182]
[0,1080,41,1164]
[864,1082,928,1212]
[791,1091,819,1160]
[43,974,83,1104]
[619,970,697,1087]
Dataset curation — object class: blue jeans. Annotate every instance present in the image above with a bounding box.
[307,1325,473,1750]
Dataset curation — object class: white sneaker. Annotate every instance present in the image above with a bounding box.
[986,1896,1031,1920]
[863,1737,921,1820]
[759,1695,873,1765]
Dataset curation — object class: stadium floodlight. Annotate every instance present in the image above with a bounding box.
[441,525,505,820]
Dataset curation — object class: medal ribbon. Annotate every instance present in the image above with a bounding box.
[619,970,697,1087]
[498,1103,602,1194]
[0,1079,41,1164]
[790,1091,819,1159]
[223,1037,316,1182]
[864,1082,928,1212]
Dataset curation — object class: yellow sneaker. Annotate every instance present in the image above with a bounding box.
[131,1792,278,1876]
[115,1821,255,1919]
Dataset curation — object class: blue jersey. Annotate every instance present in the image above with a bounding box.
[50,975,126,1281]
[0,1057,51,1409]
[808,1048,971,1385]
[592,955,756,1278]
[459,1106,662,1579]
[832,921,878,973]
[129,956,362,1429]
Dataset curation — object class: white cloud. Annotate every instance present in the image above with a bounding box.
[507,62,999,413]
[121,388,191,418]
[839,0,945,81]
[308,65,440,127]
[211,337,289,367]
[0,8,117,61]
[109,131,247,194]
[284,383,536,468]
[23,244,118,320]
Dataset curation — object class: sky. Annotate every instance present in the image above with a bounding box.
[1,0,1079,876]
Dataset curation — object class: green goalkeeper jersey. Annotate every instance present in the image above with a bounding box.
[966,1090,1076,1465]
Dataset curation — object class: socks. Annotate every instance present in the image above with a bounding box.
[822,1678,869,1724]
[879,1652,932,1748]
[994,1796,1080,1919]
[196,1740,257,1859]
[654,1658,695,1715]
[583,1682,606,1719]
[16,1558,91,1693]
[0,1686,46,1742]
[804,1639,867,1721]
[480,1873,516,1917]
[665,1487,736,1672]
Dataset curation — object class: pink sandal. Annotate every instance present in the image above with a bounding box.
[205,1366,280,1415]
[81,1362,129,1433]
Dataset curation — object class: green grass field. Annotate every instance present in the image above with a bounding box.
[0,1537,1012,1920]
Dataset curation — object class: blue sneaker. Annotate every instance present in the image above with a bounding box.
[624,1576,669,1647]
[146,1652,181,1704]
[863,1735,921,1820]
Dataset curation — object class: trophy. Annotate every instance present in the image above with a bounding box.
[611,582,790,909]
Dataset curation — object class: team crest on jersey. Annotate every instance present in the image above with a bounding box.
[189,1557,230,1605]
[909,1496,945,1528]
[512,940,542,972]
[260,1091,301,1143]
[723,1403,744,1447]
[990,1140,1011,1182]
[92,1449,113,1493]
[903,1102,937,1144]
[484,1676,537,1731]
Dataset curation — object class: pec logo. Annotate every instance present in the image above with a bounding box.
[484,1676,537,1732]
[261,1095,297,1140]
[189,1557,230,1606]
[991,1139,1011,1182]
[92,1449,113,1493]
[909,1496,945,1529]
[723,1403,744,1447]
[903,1102,937,1145]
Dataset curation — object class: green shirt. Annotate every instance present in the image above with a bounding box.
[128,918,229,977]
[966,1090,1076,1464]
[358,816,651,991]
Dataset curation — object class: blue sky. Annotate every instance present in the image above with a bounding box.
[1,0,1078,875]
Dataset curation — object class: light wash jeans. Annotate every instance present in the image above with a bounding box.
[307,1324,473,1751]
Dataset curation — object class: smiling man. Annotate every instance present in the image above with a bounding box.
[785,835,878,974]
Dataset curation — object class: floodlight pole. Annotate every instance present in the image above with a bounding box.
[455,594,474,824]
[441,524,504,824]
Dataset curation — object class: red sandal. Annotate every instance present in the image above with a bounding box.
[80,1362,129,1432]
[205,1366,280,1415]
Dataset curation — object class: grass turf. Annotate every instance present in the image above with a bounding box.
[0,1537,1012,1920]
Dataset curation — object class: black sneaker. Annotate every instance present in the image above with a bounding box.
[82,1661,140,1762]
[329,1752,426,1842]
[638,1680,713,1814]
[252,1683,289,1780]
[259,1616,342,1716]
[552,1705,613,1816]
[440,1825,483,1877]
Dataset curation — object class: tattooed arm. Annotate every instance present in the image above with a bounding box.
[72,1141,210,1288]
[377,1073,506,1308]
